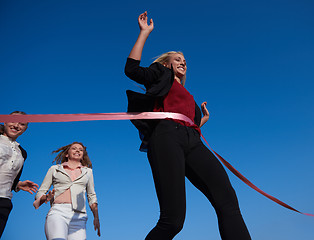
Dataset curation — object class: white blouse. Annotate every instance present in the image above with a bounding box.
[0,135,24,199]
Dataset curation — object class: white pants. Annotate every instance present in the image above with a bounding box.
[45,203,88,240]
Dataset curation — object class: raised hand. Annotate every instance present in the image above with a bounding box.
[17,180,39,194]
[128,11,154,60]
[200,102,210,127]
[201,102,209,118]
[138,11,154,33]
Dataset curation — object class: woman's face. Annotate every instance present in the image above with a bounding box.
[3,113,28,141]
[66,143,84,162]
[164,53,187,79]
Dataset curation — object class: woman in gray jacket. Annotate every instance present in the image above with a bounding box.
[34,142,100,240]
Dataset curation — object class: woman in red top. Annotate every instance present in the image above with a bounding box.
[125,12,251,240]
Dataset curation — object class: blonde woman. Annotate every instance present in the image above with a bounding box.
[34,142,100,240]
[124,12,251,240]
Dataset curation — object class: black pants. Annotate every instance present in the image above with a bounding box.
[145,120,251,240]
[0,198,13,238]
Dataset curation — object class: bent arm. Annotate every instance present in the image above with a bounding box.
[33,167,54,209]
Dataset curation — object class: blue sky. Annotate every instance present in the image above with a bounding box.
[1,0,314,239]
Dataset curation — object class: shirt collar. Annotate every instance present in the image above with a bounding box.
[0,134,20,147]
[62,161,83,169]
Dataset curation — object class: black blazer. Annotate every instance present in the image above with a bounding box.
[125,58,201,151]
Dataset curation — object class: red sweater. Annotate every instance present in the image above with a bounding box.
[154,80,201,134]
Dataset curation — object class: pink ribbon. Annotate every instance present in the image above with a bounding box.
[1,112,313,216]
[200,136,314,217]
[0,112,194,124]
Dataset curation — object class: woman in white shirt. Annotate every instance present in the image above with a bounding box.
[0,111,38,238]
[34,142,100,240]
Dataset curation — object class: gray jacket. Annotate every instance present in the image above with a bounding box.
[35,164,97,213]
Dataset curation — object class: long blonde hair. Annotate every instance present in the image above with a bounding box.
[52,142,92,168]
[153,51,186,86]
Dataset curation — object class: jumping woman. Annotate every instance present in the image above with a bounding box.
[124,11,251,240]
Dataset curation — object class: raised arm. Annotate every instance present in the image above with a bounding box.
[128,11,154,61]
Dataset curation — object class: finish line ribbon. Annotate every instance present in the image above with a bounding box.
[0,112,194,125]
[1,112,313,217]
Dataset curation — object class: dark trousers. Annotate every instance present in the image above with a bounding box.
[145,120,251,240]
[0,198,13,238]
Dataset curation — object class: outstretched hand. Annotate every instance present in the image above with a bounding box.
[138,11,154,33]
[17,180,39,194]
[33,189,55,209]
